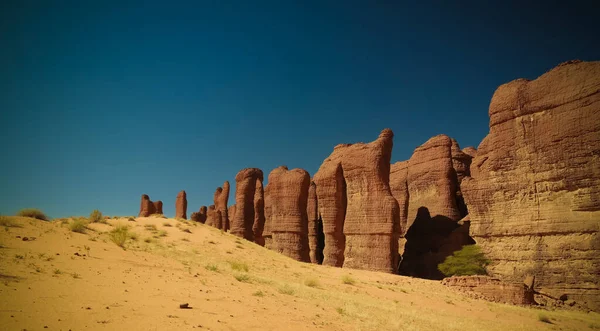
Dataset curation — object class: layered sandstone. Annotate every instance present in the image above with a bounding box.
[228,205,236,227]
[451,138,473,184]
[267,166,310,262]
[175,190,187,219]
[206,205,216,227]
[199,206,207,223]
[462,60,600,311]
[442,276,534,306]
[253,179,266,246]
[389,161,409,237]
[314,129,400,273]
[213,182,230,231]
[231,168,263,240]
[263,184,273,249]
[139,194,162,217]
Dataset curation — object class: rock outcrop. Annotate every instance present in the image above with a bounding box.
[253,179,266,246]
[206,205,216,227]
[442,276,535,306]
[213,182,230,231]
[191,206,207,223]
[392,135,474,279]
[231,168,264,241]
[263,184,273,249]
[266,166,311,262]
[462,60,600,311]
[307,181,324,264]
[175,190,187,219]
[314,129,400,273]
[139,194,162,217]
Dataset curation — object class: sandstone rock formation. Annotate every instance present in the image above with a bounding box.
[253,179,266,246]
[175,190,187,219]
[139,194,160,217]
[391,135,474,279]
[228,205,236,227]
[266,166,311,262]
[442,276,534,306]
[206,205,216,227]
[152,201,164,215]
[314,129,400,273]
[263,184,273,249]
[462,60,600,311]
[231,168,263,240]
[461,146,477,159]
[191,206,207,223]
[307,181,324,264]
[213,182,230,231]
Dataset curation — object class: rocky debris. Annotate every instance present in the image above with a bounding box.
[266,166,311,262]
[175,190,187,219]
[253,179,266,246]
[314,129,400,273]
[213,182,230,231]
[231,168,264,241]
[462,60,600,311]
[442,276,535,306]
[307,181,324,264]
[138,194,161,217]
[179,303,190,309]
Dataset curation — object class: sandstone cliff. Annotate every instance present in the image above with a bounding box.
[231,168,264,240]
[314,129,400,273]
[266,166,311,262]
[462,60,600,311]
[175,190,187,220]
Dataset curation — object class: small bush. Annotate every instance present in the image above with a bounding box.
[278,284,295,295]
[0,216,21,228]
[144,224,157,231]
[228,261,249,272]
[158,230,168,237]
[304,278,320,288]
[234,273,251,283]
[89,210,104,223]
[163,222,172,227]
[53,269,62,275]
[205,264,219,272]
[72,272,81,279]
[109,225,130,249]
[16,208,48,221]
[341,275,356,285]
[438,245,490,277]
[69,218,89,233]
[252,290,265,297]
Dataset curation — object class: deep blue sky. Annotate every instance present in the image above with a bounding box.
[1,1,598,218]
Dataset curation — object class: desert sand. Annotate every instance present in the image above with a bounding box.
[1,215,598,331]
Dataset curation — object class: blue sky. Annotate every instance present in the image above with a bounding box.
[1,1,598,218]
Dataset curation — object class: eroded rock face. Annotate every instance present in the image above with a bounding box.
[153,201,163,215]
[175,190,187,219]
[406,135,461,227]
[314,129,400,273]
[451,138,473,184]
[389,161,409,237]
[253,179,266,246]
[307,181,324,264]
[228,204,236,227]
[139,194,156,217]
[263,185,273,249]
[231,168,263,240]
[267,166,311,262]
[462,61,600,311]
[199,206,207,223]
[213,182,230,231]
[442,276,535,306]
[206,205,216,227]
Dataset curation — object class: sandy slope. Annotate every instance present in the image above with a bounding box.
[0,216,598,331]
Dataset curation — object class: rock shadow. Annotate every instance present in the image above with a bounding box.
[398,206,475,279]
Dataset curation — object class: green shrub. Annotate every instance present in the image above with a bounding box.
[234,273,251,282]
[438,245,490,277]
[89,210,104,223]
[109,225,130,249]
[69,218,89,233]
[228,261,249,272]
[277,284,295,295]
[205,264,219,272]
[538,313,551,324]
[304,278,320,288]
[16,208,48,221]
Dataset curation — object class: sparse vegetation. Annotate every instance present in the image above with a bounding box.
[438,245,490,277]
[16,208,48,221]
[252,290,265,297]
[205,264,219,272]
[144,237,153,243]
[69,218,89,233]
[158,230,168,237]
[163,222,172,227]
[89,209,105,223]
[15,254,24,260]
[304,278,320,288]
[128,217,135,222]
[108,225,130,249]
[0,216,21,227]
[150,214,166,218]
[278,284,295,295]
[234,273,251,282]
[341,275,356,285]
[72,272,81,279]
[144,224,157,231]
[53,269,62,275]
[336,307,346,315]
[228,261,249,272]
[181,228,192,233]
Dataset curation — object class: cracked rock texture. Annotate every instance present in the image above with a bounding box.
[314,129,400,273]
[462,60,600,311]
[231,168,264,241]
[266,166,310,262]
